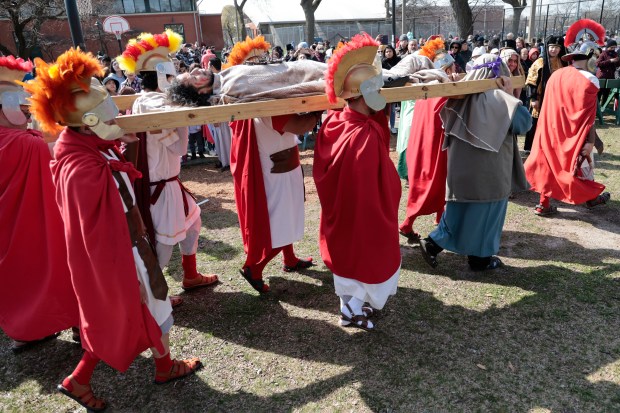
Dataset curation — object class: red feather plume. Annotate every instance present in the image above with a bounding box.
[0,55,33,72]
[565,19,606,47]
[325,33,378,104]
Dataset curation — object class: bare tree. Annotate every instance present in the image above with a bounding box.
[233,0,248,40]
[221,5,244,46]
[449,0,474,37]
[0,0,65,58]
[300,0,323,44]
[501,0,527,37]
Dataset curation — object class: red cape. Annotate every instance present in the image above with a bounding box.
[524,66,604,204]
[0,127,79,341]
[314,107,401,283]
[52,128,163,372]
[229,119,272,265]
[402,97,448,227]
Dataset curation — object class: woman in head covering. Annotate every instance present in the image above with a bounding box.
[419,54,532,271]
[500,48,524,98]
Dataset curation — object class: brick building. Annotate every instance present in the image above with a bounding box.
[0,0,225,61]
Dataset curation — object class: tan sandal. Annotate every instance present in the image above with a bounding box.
[154,357,203,384]
[182,274,218,291]
[57,376,107,411]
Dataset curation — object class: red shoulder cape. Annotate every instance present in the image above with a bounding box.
[229,119,272,265]
[524,67,604,204]
[0,127,79,341]
[313,107,401,283]
[403,97,448,223]
[51,128,163,372]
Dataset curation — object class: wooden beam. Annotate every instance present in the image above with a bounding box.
[114,76,525,133]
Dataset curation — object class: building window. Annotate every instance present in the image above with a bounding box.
[164,23,185,42]
[112,0,194,13]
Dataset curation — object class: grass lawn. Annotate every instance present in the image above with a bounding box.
[1,119,619,412]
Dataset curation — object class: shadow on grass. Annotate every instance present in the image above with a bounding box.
[197,196,240,230]
[2,261,619,412]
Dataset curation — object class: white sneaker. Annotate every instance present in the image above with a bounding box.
[390,128,398,134]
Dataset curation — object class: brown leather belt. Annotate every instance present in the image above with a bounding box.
[111,170,169,301]
[270,146,300,174]
[149,175,196,216]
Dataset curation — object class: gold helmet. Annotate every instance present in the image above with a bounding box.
[22,48,124,140]
[0,56,32,126]
[325,33,385,110]
[117,30,182,91]
[222,35,271,69]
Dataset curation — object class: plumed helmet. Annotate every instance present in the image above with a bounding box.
[116,30,183,74]
[325,33,385,110]
[22,48,123,140]
[0,56,32,125]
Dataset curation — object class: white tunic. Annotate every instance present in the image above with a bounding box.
[253,117,305,248]
[208,122,232,167]
[133,92,200,245]
[101,149,172,326]
[333,265,401,310]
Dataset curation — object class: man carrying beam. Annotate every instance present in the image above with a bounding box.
[117,30,219,293]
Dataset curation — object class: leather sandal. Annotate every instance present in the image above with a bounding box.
[282,257,314,272]
[154,357,203,384]
[534,204,558,216]
[169,295,184,308]
[339,304,374,331]
[57,376,107,411]
[182,274,219,291]
[399,230,420,245]
[239,267,270,293]
[11,332,60,354]
[340,306,375,327]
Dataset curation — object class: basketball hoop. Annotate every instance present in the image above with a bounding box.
[76,0,93,17]
[103,16,131,52]
[103,15,130,40]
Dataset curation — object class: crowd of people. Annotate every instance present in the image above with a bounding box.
[0,19,617,411]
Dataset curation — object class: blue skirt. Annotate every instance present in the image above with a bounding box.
[429,199,508,257]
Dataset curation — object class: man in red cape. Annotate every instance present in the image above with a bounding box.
[314,34,401,331]
[399,97,448,242]
[24,49,201,412]
[0,55,79,353]
[525,26,610,216]
[230,114,317,293]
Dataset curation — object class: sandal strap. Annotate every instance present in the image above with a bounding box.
[65,377,106,409]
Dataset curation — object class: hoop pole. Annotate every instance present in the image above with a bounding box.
[65,0,86,49]
[117,37,123,54]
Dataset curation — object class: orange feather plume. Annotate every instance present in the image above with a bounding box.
[222,36,271,69]
[419,38,446,61]
[21,48,104,134]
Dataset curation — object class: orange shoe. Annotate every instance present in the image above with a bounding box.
[154,358,203,384]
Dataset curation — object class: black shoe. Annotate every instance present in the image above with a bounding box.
[220,165,230,172]
[419,238,439,268]
[585,192,610,209]
[214,161,223,168]
[399,230,420,245]
[198,153,206,159]
[470,256,504,271]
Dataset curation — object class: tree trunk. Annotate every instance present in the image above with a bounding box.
[303,6,316,44]
[511,7,524,35]
[233,0,248,40]
[449,0,474,37]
